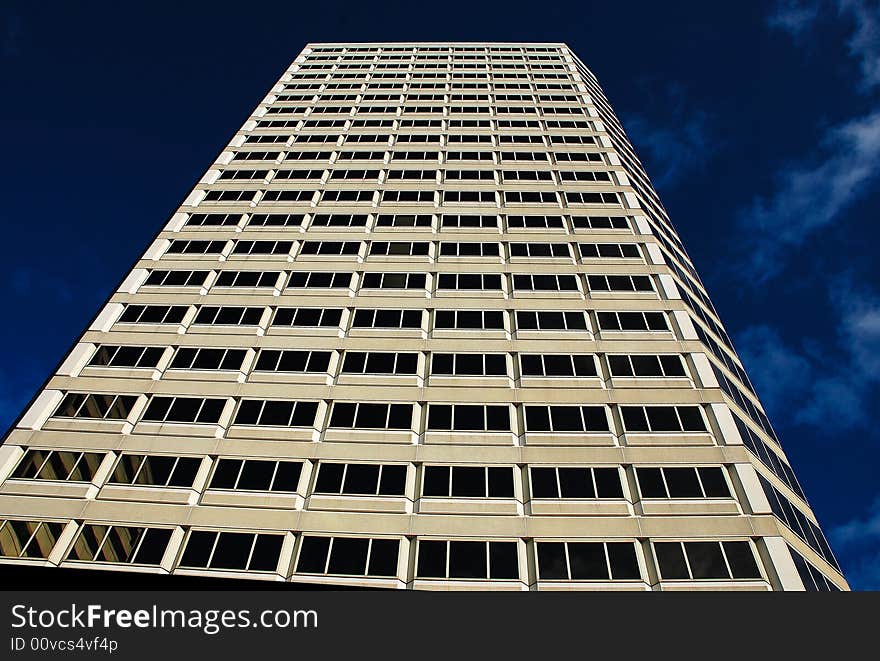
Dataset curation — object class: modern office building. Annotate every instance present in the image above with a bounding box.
[0,42,846,590]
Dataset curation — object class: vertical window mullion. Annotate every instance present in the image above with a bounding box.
[365,539,373,576]
[92,525,115,562]
[268,461,280,491]
[244,533,258,571]
[232,460,246,490]
[680,542,694,579]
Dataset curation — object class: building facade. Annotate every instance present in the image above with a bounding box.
[0,42,846,590]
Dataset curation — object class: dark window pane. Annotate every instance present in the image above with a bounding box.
[698,467,730,498]
[211,532,254,569]
[210,459,242,489]
[249,535,283,571]
[297,537,330,573]
[530,467,559,498]
[636,468,666,498]
[645,406,679,432]
[423,466,450,497]
[378,465,407,496]
[664,468,703,498]
[558,468,595,498]
[677,406,706,431]
[272,462,303,492]
[723,541,761,579]
[489,542,519,579]
[607,542,641,579]
[452,467,485,497]
[684,541,728,579]
[132,528,172,565]
[417,540,447,578]
[237,461,275,491]
[594,468,623,498]
[368,539,399,577]
[537,542,568,579]
[568,542,608,579]
[328,537,369,575]
[343,464,381,494]
[315,463,345,493]
[654,542,689,580]
[180,531,216,568]
[488,467,514,498]
[449,541,486,578]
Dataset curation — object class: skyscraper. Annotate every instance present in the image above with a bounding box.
[0,42,846,590]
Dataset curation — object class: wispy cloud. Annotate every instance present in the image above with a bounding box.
[738,110,880,282]
[830,498,880,589]
[768,0,821,34]
[736,278,880,431]
[621,83,713,190]
[737,0,880,283]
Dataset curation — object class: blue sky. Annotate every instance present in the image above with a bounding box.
[1,0,878,588]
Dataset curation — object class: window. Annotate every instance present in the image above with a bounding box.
[215,271,280,288]
[510,243,570,258]
[596,311,667,332]
[247,213,305,227]
[144,270,208,287]
[166,240,226,255]
[296,536,399,577]
[361,272,426,289]
[375,214,432,228]
[417,540,518,579]
[202,189,257,203]
[431,353,506,376]
[119,305,189,324]
[300,241,360,256]
[587,274,653,292]
[524,405,609,432]
[10,449,105,482]
[515,310,587,331]
[310,213,369,228]
[328,402,413,429]
[507,215,565,229]
[564,191,619,205]
[382,190,434,203]
[386,169,437,181]
[321,189,374,203]
[427,404,510,431]
[423,466,514,498]
[142,396,226,424]
[653,541,761,580]
[288,272,351,289]
[68,525,173,566]
[636,466,731,499]
[445,170,494,182]
[179,531,283,572]
[620,405,706,432]
[441,214,497,229]
[504,191,558,204]
[233,400,318,427]
[536,541,640,580]
[0,519,65,559]
[520,354,596,377]
[209,459,303,492]
[571,215,629,230]
[232,240,294,256]
[439,242,500,257]
[186,213,240,227]
[313,463,407,496]
[442,190,495,204]
[193,306,264,326]
[88,345,164,369]
[109,454,201,488]
[351,308,423,329]
[512,274,578,291]
[437,273,503,290]
[54,393,138,420]
[608,354,687,378]
[530,466,623,499]
[169,347,246,371]
[341,351,418,375]
[369,242,430,256]
[273,168,323,181]
[262,190,315,203]
[254,349,331,373]
[578,243,640,259]
[272,307,342,327]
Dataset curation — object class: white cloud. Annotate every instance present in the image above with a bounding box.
[621,83,713,190]
[735,279,880,431]
[831,497,880,547]
[739,110,880,282]
[768,0,821,34]
[839,0,880,90]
